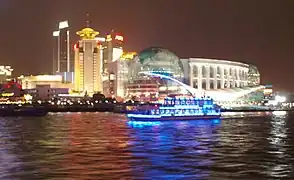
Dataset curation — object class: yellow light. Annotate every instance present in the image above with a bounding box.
[121,52,137,60]
[2,93,14,97]
[76,28,99,40]
[106,35,112,42]
[35,75,62,81]
[24,94,33,101]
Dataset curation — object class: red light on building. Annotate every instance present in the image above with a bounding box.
[4,81,22,89]
[74,43,79,50]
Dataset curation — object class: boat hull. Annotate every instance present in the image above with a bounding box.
[127,114,221,121]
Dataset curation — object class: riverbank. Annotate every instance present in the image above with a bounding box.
[44,104,294,113]
[1,103,291,115]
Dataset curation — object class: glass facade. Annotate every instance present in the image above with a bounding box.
[126,47,187,101]
[128,47,184,81]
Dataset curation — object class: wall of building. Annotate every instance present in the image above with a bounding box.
[74,39,103,94]
[181,58,254,90]
[25,84,69,100]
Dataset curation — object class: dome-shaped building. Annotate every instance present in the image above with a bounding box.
[126,47,188,101]
[128,47,184,80]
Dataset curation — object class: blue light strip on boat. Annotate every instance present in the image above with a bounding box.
[127,114,162,118]
[127,112,220,118]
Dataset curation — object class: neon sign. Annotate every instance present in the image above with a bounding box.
[115,35,123,41]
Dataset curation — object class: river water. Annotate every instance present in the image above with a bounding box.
[0,111,294,179]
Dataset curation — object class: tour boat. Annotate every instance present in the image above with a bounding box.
[126,96,221,121]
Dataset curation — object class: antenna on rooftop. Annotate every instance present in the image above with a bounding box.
[85,12,91,27]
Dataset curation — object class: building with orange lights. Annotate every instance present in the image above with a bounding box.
[74,27,103,95]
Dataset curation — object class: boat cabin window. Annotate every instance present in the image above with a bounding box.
[180,99,186,105]
[190,99,195,105]
[175,99,180,105]
[188,99,191,105]
[165,99,172,105]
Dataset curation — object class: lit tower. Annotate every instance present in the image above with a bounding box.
[52,20,74,83]
[58,21,70,72]
[102,30,124,73]
[74,27,103,95]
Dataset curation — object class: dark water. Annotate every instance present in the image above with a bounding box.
[1,111,294,179]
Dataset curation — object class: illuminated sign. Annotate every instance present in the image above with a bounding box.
[53,31,60,37]
[59,21,69,29]
[115,35,123,41]
[95,37,106,42]
[263,89,273,94]
[106,35,112,42]
[121,52,137,60]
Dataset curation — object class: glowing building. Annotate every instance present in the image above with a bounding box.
[74,27,103,95]
[18,75,72,100]
[103,52,137,99]
[101,30,127,99]
[180,58,261,90]
[58,21,70,72]
[126,47,186,101]
[102,30,124,72]
[0,65,13,83]
[125,47,263,103]
[18,75,73,89]
[53,21,74,83]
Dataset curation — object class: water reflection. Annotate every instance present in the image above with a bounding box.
[0,117,23,179]
[127,121,161,128]
[127,119,221,179]
[267,111,292,178]
[0,112,293,179]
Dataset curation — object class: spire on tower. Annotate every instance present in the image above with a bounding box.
[85,12,91,27]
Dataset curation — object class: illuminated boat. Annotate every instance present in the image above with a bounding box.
[126,96,221,121]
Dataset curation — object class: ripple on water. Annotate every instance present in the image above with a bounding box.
[0,112,294,179]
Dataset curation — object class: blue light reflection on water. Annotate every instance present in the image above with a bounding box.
[127,119,220,128]
[127,119,221,179]
[1,112,294,179]
[127,121,161,128]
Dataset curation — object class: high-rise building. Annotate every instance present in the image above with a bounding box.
[74,27,103,95]
[53,21,74,83]
[102,30,124,73]
[58,21,70,72]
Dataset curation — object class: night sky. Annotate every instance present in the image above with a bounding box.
[0,0,293,91]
